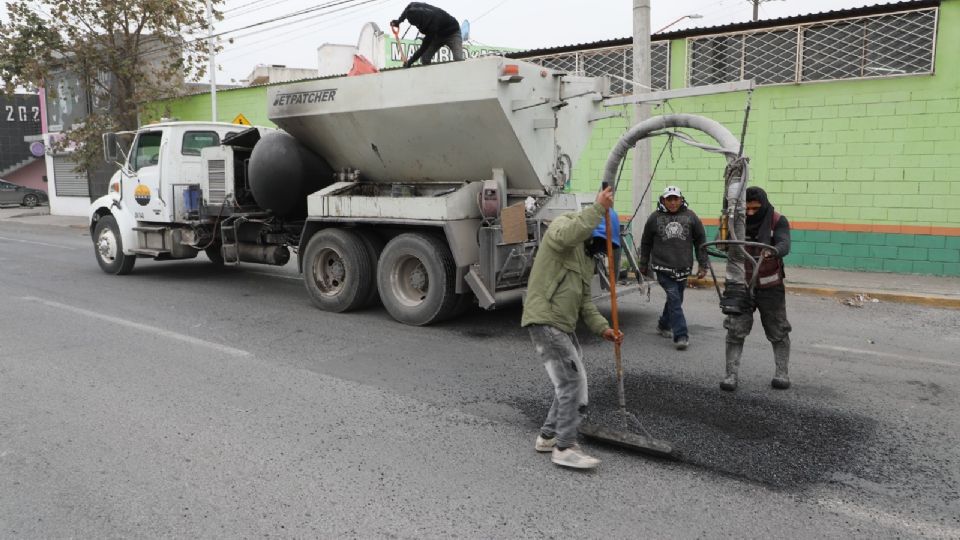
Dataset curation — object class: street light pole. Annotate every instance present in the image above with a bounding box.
[631,0,652,239]
[206,0,218,122]
[654,13,703,34]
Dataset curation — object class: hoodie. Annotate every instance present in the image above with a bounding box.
[638,204,708,280]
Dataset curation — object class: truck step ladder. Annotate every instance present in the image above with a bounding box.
[220,219,240,265]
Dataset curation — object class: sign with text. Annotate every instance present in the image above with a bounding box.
[384,38,515,68]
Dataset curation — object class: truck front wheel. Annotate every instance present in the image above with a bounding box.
[93,215,136,275]
[377,233,457,326]
[303,228,374,312]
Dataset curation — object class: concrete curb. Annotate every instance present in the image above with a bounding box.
[687,278,960,310]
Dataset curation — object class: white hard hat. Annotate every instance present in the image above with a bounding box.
[662,185,683,199]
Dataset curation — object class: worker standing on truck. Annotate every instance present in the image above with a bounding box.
[391,2,465,67]
[522,186,623,470]
[721,186,793,392]
[638,186,709,351]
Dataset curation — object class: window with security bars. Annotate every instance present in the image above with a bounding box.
[524,41,670,95]
[689,35,742,85]
[688,7,936,86]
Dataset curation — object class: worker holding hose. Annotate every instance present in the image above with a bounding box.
[390,2,465,67]
[721,186,793,391]
[522,186,623,470]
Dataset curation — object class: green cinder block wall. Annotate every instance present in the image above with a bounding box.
[144,0,960,276]
[572,0,960,276]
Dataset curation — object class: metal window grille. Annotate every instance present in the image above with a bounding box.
[689,34,742,86]
[688,7,936,87]
[524,41,670,95]
[745,29,797,85]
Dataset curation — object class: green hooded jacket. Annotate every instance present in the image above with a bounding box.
[521,202,611,336]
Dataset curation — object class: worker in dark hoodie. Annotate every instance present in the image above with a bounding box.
[720,186,793,391]
[391,3,464,67]
[638,186,709,350]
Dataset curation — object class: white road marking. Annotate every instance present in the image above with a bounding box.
[250,270,302,281]
[0,235,78,250]
[20,296,250,357]
[818,497,960,538]
[812,344,956,369]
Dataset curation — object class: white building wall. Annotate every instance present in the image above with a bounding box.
[44,134,91,217]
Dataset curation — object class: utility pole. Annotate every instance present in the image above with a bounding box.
[206,0,218,121]
[749,0,783,22]
[631,0,652,238]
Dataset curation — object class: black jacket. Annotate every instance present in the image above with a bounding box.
[397,3,460,37]
[639,207,709,279]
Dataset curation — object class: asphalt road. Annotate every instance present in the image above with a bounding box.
[1,221,958,538]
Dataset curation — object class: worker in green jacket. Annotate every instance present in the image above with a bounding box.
[521,186,623,470]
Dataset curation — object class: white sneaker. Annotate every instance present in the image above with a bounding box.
[551,445,600,469]
[656,326,672,338]
[535,434,556,453]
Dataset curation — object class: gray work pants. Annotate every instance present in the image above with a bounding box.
[419,32,465,64]
[529,324,588,449]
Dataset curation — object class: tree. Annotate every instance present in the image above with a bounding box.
[0,0,222,173]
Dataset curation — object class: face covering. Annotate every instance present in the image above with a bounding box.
[745,186,774,241]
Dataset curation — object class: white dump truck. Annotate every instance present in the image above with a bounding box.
[90,56,748,326]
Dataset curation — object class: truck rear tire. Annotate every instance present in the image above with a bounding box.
[303,228,374,312]
[354,229,384,307]
[377,232,457,326]
[93,215,136,275]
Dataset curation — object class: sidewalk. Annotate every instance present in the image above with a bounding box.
[0,206,88,229]
[690,267,960,310]
[3,206,958,309]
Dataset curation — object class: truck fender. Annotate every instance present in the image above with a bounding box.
[297,220,326,273]
[89,195,139,255]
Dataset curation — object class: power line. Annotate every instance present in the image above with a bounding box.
[139,0,377,57]
[226,0,297,18]
[471,0,512,22]
[216,0,378,45]
[218,0,395,60]
[223,0,271,14]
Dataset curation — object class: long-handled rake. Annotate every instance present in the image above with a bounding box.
[578,205,676,459]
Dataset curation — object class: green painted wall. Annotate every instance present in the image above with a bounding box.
[143,0,960,276]
[572,0,960,276]
[144,86,276,127]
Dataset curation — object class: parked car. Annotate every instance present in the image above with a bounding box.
[0,179,48,207]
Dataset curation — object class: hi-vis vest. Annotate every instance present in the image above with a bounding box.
[745,212,786,289]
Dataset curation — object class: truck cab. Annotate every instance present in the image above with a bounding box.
[88,122,274,274]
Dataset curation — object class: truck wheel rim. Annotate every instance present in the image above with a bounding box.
[313,247,346,296]
[97,229,117,263]
[391,254,428,307]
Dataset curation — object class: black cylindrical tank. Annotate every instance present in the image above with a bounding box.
[248,131,333,219]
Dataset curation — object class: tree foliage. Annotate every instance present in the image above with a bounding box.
[0,0,223,172]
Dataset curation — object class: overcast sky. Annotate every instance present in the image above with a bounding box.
[2,0,906,83]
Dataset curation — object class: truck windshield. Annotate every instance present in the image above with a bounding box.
[132,131,163,171]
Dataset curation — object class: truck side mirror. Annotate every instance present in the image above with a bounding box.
[103,132,119,163]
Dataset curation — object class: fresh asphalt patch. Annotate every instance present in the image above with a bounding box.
[511,372,891,490]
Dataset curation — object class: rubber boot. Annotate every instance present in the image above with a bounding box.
[771,340,790,389]
[720,342,742,391]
